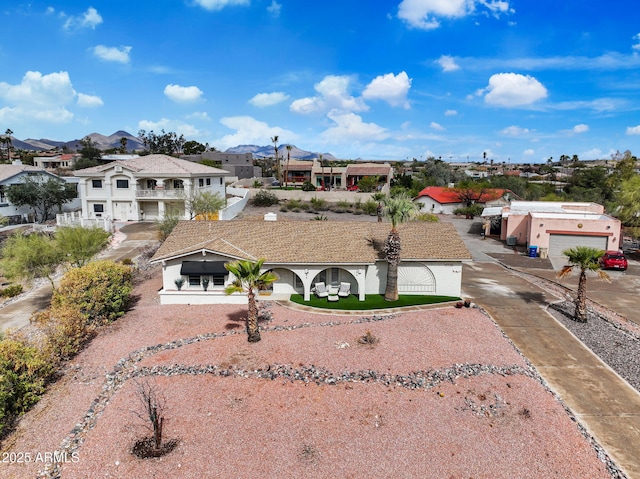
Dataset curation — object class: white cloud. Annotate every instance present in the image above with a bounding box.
[320,110,388,143]
[573,124,589,133]
[164,84,204,103]
[481,73,548,107]
[187,111,211,121]
[633,33,640,52]
[500,125,530,136]
[430,121,445,131]
[77,93,103,108]
[249,91,290,107]
[523,149,535,156]
[626,125,640,135]
[362,71,412,108]
[436,55,460,72]
[92,45,132,64]
[215,116,297,150]
[290,75,367,114]
[64,7,102,30]
[444,109,458,116]
[267,1,282,17]
[581,148,603,160]
[193,0,250,11]
[398,0,513,30]
[0,71,81,125]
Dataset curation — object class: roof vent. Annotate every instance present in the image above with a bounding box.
[264,212,277,221]
[115,165,123,173]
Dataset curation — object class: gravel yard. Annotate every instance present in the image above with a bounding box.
[0,267,619,479]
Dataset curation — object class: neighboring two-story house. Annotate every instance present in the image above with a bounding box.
[73,154,230,221]
[0,162,79,224]
[182,151,260,180]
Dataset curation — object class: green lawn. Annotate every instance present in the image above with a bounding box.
[288,293,460,310]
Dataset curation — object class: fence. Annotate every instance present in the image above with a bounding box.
[56,211,113,232]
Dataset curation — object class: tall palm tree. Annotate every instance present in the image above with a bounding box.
[224,259,278,342]
[557,246,609,322]
[271,135,279,184]
[285,144,292,188]
[381,192,419,301]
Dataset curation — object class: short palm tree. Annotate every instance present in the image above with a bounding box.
[557,246,609,322]
[382,192,419,301]
[224,259,278,342]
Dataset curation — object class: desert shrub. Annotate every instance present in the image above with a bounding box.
[301,181,316,192]
[32,304,93,361]
[279,206,288,212]
[55,226,111,267]
[362,199,379,216]
[54,260,133,324]
[157,214,180,242]
[121,258,134,265]
[415,212,439,223]
[286,199,304,209]
[310,197,327,211]
[453,204,484,218]
[0,335,54,436]
[1,284,23,298]
[252,190,279,207]
[336,200,351,210]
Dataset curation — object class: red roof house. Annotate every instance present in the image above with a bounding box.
[415,186,517,214]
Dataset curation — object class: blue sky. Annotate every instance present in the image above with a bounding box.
[1,1,640,163]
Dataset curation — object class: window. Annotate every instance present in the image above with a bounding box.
[116,179,129,189]
[92,179,103,188]
[330,268,339,285]
[206,178,211,186]
[212,276,225,286]
[93,204,104,213]
[188,275,201,286]
[173,180,184,189]
[219,177,223,185]
[146,180,156,189]
[198,178,204,187]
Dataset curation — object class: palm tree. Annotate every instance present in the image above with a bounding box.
[271,135,279,184]
[556,246,609,322]
[381,192,419,301]
[224,259,278,342]
[285,144,292,188]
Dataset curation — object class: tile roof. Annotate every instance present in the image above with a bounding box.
[151,220,471,264]
[73,154,229,177]
[415,186,513,204]
[346,163,392,176]
[0,164,49,183]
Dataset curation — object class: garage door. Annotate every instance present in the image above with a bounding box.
[398,263,435,293]
[548,234,608,256]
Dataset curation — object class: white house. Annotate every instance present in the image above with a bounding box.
[150,220,471,305]
[0,163,78,224]
[73,154,230,221]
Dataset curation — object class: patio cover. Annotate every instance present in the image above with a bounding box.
[180,261,228,276]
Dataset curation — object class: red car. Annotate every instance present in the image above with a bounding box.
[599,251,628,270]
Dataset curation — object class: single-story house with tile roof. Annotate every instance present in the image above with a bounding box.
[481,201,622,255]
[414,186,517,214]
[150,220,471,305]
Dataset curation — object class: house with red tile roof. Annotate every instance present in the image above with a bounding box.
[414,186,517,214]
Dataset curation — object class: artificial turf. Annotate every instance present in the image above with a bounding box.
[288,293,460,310]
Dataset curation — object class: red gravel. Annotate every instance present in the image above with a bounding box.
[0,268,612,479]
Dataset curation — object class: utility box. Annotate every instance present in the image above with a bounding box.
[506,236,517,246]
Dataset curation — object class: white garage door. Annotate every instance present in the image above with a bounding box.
[548,234,608,256]
[398,263,435,293]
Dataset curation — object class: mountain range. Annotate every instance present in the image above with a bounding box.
[4,131,336,160]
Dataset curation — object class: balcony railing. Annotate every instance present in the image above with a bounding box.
[135,188,183,198]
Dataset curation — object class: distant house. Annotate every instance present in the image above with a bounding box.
[481,201,622,255]
[0,163,78,223]
[182,151,260,180]
[414,186,516,214]
[33,153,80,170]
[73,154,230,221]
[281,159,393,191]
[150,220,471,305]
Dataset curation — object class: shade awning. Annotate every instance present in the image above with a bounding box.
[180,261,228,276]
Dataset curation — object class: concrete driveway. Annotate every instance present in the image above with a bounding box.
[445,215,640,478]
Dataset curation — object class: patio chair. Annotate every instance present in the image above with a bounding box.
[337,282,351,298]
[313,282,329,298]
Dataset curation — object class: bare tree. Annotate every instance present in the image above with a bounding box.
[132,379,165,450]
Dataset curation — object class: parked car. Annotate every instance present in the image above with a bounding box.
[599,250,628,270]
